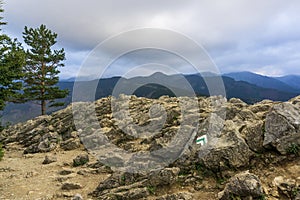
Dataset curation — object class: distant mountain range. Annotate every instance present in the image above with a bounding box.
[2,71,300,124]
[274,75,300,90]
[224,71,300,93]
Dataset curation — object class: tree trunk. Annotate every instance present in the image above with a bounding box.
[41,62,46,115]
[41,100,46,115]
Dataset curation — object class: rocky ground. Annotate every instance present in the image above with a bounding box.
[0,95,300,199]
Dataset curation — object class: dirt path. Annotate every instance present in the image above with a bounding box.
[0,144,108,200]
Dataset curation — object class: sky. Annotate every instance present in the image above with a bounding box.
[2,0,300,79]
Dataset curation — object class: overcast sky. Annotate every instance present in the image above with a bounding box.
[3,0,300,79]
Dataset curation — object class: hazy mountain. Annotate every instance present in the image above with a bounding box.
[275,75,300,90]
[224,71,299,93]
[2,72,299,125]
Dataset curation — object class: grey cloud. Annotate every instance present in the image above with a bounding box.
[3,0,300,77]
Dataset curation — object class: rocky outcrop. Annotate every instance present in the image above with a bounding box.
[1,95,300,199]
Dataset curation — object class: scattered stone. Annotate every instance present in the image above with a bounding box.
[59,169,74,175]
[72,193,83,200]
[42,155,57,164]
[218,171,264,200]
[61,182,82,190]
[24,170,39,178]
[156,192,194,200]
[73,154,89,167]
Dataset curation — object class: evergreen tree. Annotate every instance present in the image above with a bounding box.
[22,24,68,115]
[0,2,25,111]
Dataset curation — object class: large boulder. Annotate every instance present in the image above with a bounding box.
[199,121,253,171]
[264,102,300,154]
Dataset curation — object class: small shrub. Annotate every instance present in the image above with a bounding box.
[286,143,300,155]
[291,187,299,198]
[120,175,126,185]
[229,194,241,200]
[147,185,156,195]
[195,162,214,177]
[258,194,266,200]
[0,143,4,161]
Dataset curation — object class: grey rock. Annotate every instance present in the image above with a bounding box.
[199,121,253,171]
[42,155,57,164]
[273,176,299,198]
[241,121,265,152]
[61,182,82,190]
[110,187,149,200]
[94,172,143,194]
[73,154,89,167]
[264,102,300,154]
[218,171,264,200]
[60,138,81,151]
[59,169,74,175]
[72,194,83,200]
[147,167,180,186]
[156,192,194,200]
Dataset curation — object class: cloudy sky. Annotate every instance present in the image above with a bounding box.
[3,0,300,79]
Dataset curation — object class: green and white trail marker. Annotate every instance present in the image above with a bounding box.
[196,135,207,146]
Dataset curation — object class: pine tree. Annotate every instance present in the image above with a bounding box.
[23,24,68,115]
[0,1,25,111]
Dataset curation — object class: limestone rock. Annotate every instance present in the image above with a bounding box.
[241,121,265,152]
[218,171,264,199]
[199,121,253,171]
[264,102,300,154]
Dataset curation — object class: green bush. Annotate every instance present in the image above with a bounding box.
[287,143,300,155]
[0,143,4,161]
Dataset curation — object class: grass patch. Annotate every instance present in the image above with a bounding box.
[147,185,156,195]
